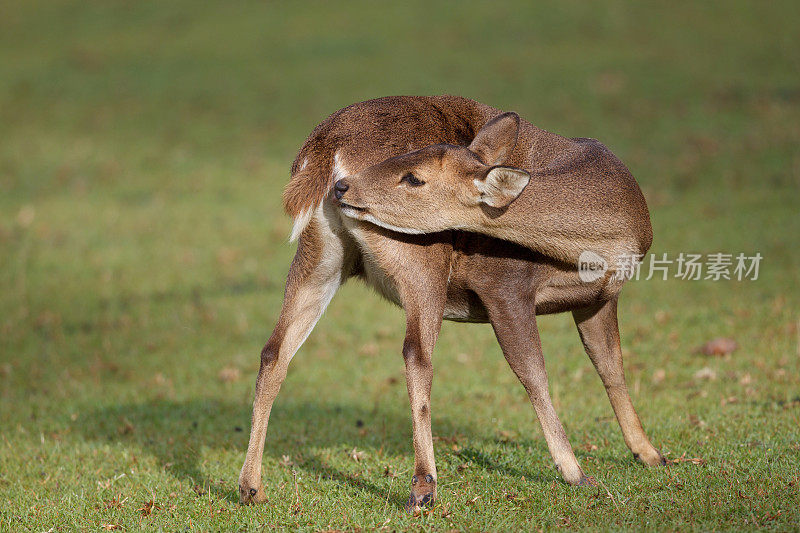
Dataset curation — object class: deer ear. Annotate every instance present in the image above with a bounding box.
[473,166,530,208]
[468,112,520,165]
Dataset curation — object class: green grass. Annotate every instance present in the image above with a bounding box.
[1,0,799,530]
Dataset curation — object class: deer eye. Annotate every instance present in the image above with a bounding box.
[400,172,425,186]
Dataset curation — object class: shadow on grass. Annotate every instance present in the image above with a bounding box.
[79,399,248,502]
[79,398,556,508]
[454,447,551,484]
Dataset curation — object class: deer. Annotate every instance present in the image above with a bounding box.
[238,95,665,514]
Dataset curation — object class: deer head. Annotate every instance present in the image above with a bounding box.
[333,112,530,234]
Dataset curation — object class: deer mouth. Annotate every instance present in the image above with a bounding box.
[338,201,368,216]
[339,204,427,236]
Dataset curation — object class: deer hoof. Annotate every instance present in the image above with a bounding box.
[239,483,267,505]
[557,463,589,486]
[633,449,667,467]
[405,475,436,515]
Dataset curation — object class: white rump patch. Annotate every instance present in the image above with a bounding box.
[289,208,314,242]
[332,151,347,181]
[289,151,348,243]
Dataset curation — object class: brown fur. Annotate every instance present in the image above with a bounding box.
[240,96,663,513]
[283,96,489,219]
[331,98,652,265]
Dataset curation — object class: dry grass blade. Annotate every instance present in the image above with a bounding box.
[671,452,706,465]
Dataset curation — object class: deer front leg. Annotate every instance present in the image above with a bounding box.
[573,298,665,466]
[239,208,350,504]
[485,298,590,486]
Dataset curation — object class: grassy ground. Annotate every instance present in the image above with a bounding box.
[1,1,799,530]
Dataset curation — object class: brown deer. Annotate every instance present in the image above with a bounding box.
[239,95,664,513]
[334,111,653,269]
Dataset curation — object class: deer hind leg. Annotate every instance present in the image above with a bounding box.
[572,298,665,466]
[484,297,590,485]
[361,234,449,514]
[239,203,353,504]
[401,303,445,513]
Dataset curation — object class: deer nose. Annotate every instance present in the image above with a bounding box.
[333,179,349,200]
